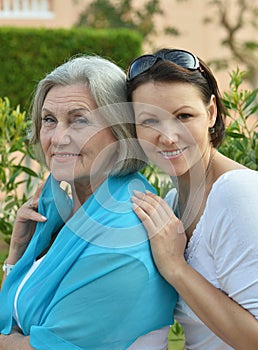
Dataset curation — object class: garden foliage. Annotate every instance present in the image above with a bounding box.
[219,69,258,170]
[0,97,43,243]
[0,27,142,109]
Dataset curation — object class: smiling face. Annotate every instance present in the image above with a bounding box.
[132,81,217,177]
[40,83,117,188]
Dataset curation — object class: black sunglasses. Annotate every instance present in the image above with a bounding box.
[127,49,203,81]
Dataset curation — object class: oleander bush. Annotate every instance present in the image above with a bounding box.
[0,97,44,244]
[219,68,258,170]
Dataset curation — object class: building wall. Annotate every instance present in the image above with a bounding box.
[0,0,86,28]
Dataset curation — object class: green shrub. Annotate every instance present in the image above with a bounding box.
[141,162,173,198]
[219,68,258,169]
[0,97,43,244]
[0,27,142,109]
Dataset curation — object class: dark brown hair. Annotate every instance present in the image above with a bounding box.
[126,48,226,147]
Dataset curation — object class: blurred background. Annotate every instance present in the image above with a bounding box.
[0,0,257,92]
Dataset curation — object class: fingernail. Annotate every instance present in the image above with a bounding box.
[41,216,47,221]
[133,190,143,197]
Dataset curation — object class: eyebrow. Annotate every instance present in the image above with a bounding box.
[136,105,193,120]
[68,108,91,115]
[172,105,192,115]
[136,111,157,118]
[41,107,91,115]
[41,107,52,115]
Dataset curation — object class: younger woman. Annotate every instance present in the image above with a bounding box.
[127,48,258,350]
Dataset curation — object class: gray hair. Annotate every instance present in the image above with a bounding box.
[29,55,147,175]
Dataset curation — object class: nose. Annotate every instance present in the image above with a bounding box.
[157,122,179,146]
[51,124,71,147]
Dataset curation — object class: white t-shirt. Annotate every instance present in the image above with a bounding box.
[166,169,258,350]
[13,256,45,328]
[128,326,170,349]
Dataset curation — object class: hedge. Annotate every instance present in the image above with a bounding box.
[0,26,142,109]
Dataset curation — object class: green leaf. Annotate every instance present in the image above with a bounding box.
[243,89,258,110]
[19,166,39,177]
[246,104,258,117]
[225,132,246,139]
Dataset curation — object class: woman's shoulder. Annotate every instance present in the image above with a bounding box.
[211,168,258,196]
[206,168,258,228]
[108,172,155,198]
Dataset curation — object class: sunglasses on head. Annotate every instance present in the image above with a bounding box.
[126,49,203,81]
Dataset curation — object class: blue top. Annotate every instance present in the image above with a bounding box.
[0,173,177,350]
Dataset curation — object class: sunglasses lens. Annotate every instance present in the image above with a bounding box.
[128,55,157,80]
[127,50,200,81]
[164,50,199,70]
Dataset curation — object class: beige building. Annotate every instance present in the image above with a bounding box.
[0,0,84,28]
[0,0,256,91]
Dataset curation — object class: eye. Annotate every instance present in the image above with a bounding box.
[177,113,192,120]
[41,115,56,126]
[74,116,90,124]
[72,116,92,127]
[140,118,159,126]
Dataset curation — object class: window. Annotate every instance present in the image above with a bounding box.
[0,0,54,19]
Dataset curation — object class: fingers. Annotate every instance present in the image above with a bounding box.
[19,203,47,222]
[131,191,163,228]
[27,183,44,211]
[27,209,47,223]
[131,190,181,238]
[131,199,158,237]
[132,190,176,219]
[19,183,47,222]
[28,199,36,209]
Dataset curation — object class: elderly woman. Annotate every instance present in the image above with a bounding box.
[0,55,177,350]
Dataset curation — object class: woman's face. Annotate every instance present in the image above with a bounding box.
[132,81,216,177]
[40,83,117,186]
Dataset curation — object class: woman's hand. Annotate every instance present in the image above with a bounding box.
[6,184,47,265]
[132,190,258,350]
[131,190,187,282]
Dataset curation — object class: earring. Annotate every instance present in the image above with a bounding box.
[209,127,215,134]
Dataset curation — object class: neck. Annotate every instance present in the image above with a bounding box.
[71,175,108,213]
[174,148,216,202]
[173,148,217,232]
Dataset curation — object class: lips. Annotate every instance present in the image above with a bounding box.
[159,147,187,158]
[51,152,80,160]
[51,152,81,159]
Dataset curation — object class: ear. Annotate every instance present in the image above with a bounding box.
[207,94,217,128]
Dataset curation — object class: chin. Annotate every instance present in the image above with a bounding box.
[51,170,74,183]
